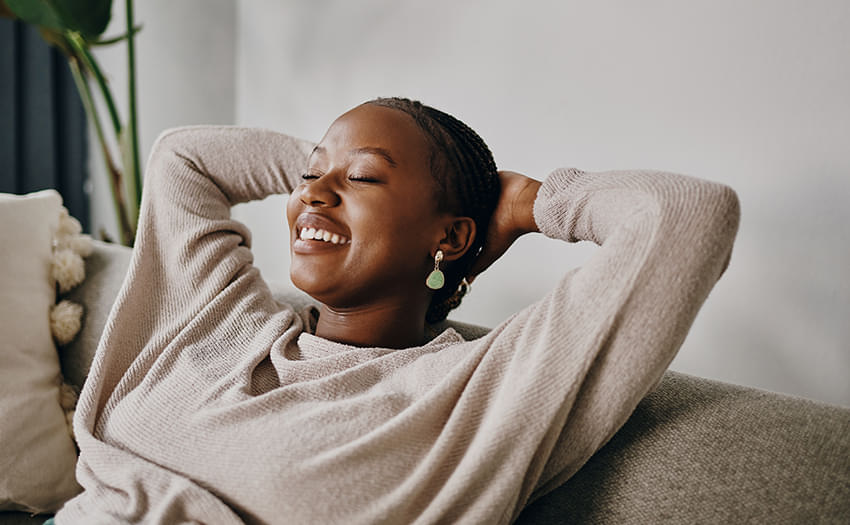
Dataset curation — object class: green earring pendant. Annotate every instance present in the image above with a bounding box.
[426,250,445,290]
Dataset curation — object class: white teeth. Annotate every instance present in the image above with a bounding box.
[298,227,349,244]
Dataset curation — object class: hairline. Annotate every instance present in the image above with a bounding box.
[362,101,460,214]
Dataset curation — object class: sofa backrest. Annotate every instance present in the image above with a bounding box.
[515,371,850,523]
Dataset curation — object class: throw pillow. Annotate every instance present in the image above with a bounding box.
[0,190,82,512]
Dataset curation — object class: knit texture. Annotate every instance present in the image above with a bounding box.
[56,126,739,524]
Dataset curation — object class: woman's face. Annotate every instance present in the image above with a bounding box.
[286,103,450,309]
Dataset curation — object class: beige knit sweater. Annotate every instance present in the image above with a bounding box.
[57,126,739,524]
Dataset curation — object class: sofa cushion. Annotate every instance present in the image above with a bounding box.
[62,242,132,390]
[515,371,850,523]
[0,191,81,513]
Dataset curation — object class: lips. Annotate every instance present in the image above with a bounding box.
[292,213,351,251]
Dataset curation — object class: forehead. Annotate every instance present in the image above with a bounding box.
[315,104,431,167]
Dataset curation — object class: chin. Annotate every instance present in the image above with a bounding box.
[290,269,322,299]
[289,268,342,308]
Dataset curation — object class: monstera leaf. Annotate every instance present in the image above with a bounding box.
[3,0,111,40]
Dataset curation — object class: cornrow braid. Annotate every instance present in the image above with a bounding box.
[366,97,500,324]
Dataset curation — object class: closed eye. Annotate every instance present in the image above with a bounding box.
[300,172,381,183]
[348,175,381,183]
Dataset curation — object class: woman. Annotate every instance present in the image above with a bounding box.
[56,97,739,524]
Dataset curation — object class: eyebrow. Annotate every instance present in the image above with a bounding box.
[351,147,398,167]
[310,145,398,168]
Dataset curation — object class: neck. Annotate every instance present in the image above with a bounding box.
[315,300,430,349]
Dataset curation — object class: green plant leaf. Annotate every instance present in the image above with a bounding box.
[53,0,112,39]
[5,0,112,39]
[4,0,65,31]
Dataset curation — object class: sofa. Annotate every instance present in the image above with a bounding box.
[3,240,849,524]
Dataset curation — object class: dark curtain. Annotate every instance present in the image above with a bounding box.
[0,18,89,232]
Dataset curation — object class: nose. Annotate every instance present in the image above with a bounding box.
[299,175,341,208]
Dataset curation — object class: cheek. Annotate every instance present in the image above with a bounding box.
[353,197,433,245]
[285,190,302,230]
[356,213,434,275]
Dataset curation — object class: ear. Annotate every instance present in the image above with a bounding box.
[435,217,476,262]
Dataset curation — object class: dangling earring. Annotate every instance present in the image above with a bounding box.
[426,250,445,290]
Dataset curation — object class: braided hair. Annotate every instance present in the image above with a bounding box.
[366,97,500,323]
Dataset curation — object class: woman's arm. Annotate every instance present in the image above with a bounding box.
[147,125,314,206]
[63,127,313,524]
[90,127,312,394]
[468,170,542,280]
[472,167,739,509]
[137,124,312,306]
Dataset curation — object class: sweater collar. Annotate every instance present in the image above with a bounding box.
[295,305,464,359]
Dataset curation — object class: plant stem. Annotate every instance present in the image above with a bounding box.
[125,0,141,221]
[66,31,121,136]
[67,55,134,245]
[92,25,142,46]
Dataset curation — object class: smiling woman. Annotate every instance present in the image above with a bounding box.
[54,97,739,524]
[286,101,501,348]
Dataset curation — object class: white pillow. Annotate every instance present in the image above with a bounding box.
[0,190,82,512]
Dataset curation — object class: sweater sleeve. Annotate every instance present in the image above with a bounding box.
[138,126,311,321]
[57,127,314,525]
[491,167,740,508]
[90,126,312,401]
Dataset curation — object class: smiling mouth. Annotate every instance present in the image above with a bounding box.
[297,227,351,245]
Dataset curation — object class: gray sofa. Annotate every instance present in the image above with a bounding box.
[4,240,849,523]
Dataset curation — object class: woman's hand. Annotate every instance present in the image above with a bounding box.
[468,170,541,281]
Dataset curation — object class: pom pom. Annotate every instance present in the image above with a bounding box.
[58,382,78,411]
[56,208,83,237]
[52,249,85,293]
[50,300,83,345]
[54,233,94,257]
[68,233,93,257]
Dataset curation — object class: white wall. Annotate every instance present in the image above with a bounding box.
[89,0,236,242]
[233,0,849,406]
[88,1,849,406]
